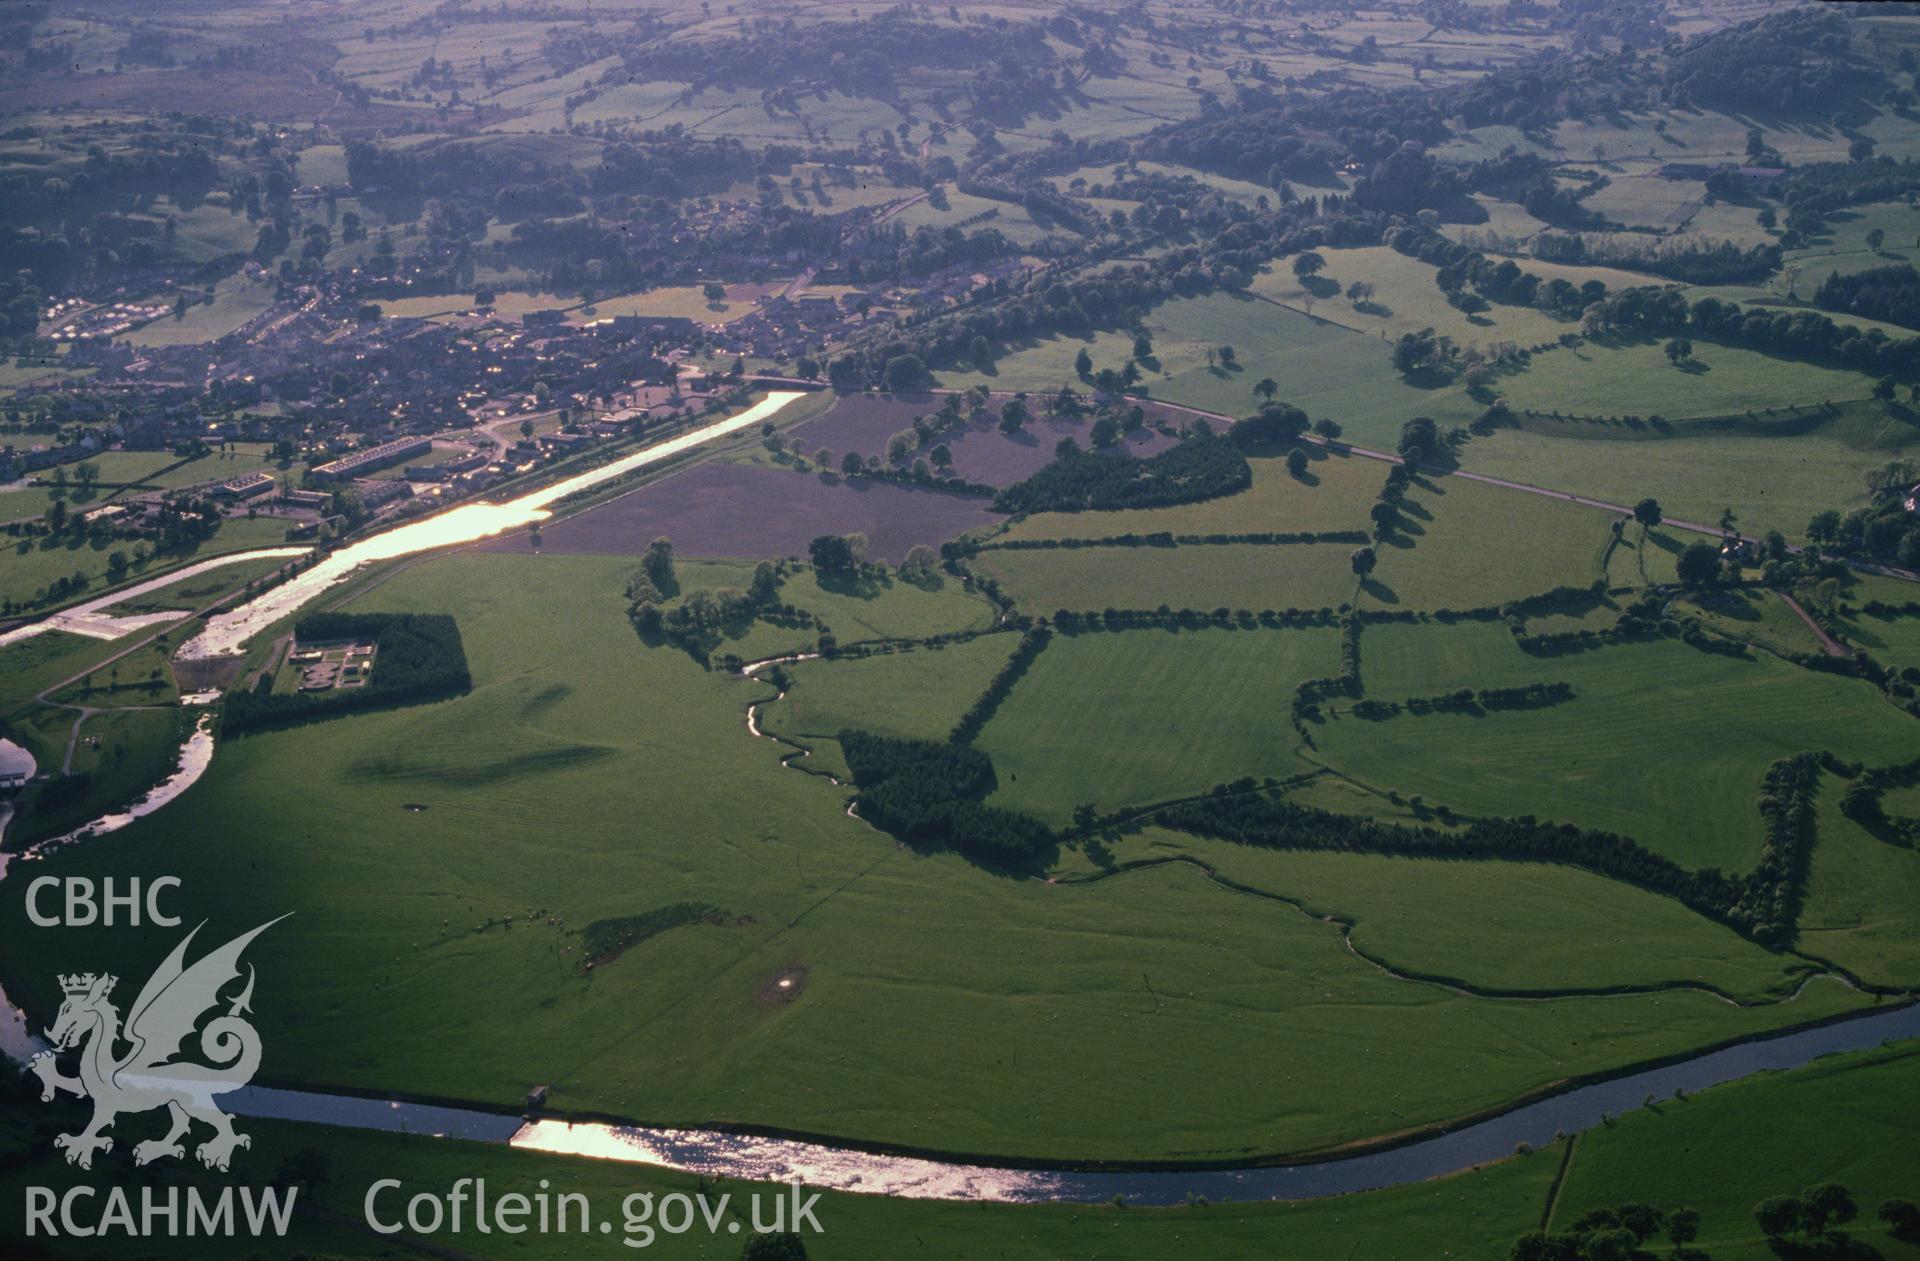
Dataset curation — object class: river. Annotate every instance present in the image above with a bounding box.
[181,392,804,659]
[2,388,1915,1203]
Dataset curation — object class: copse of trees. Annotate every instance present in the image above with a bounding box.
[839,730,1053,869]
[1814,262,1920,332]
[224,614,471,734]
[1230,401,1310,450]
[991,431,1251,514]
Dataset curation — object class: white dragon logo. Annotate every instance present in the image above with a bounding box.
[28,916,285,1172]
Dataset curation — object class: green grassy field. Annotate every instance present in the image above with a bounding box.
[1109,828,1819,1002]
[125,272,277,347]
[762,632,1019,748]
[1248,244,1586,349]
[977,542,1360,614]
[1500,338,1880,420]
[1798,770,1920,988]
[1000,449,1380,543]
[1829,574,1920,672]
[1672,587,1828,658]
[1364,475,1617,610]
[1,549,1871,1168]
[1313,634,1919,872]
[0,515,292,608]
[1461,401,1920,541]
[1550,1040,1920,1260]
[975,625,1335,822]
[939,291,1482,445]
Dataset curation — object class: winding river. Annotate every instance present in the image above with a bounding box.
[2,389,1917,1203]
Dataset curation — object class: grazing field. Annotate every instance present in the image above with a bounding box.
[1123,830,1818,1002]
[1498,337,1880,420]
[1363,475,1617,609]
[1,551,1867,1167]
[976,542,1360,614]
[977,626,1340,822]
[760,633,1020,748]
[1798,770,1920,988]
[1672,587,1829,658]
[1001,449,1380,542]
[9,705,188,846]
[125,272,277,347]
[1551,1041,1920,1260]
[481,461,1004,564]
[1314,636,1919,871]
[1249,244,1584,348]
[1829,575,1920,672]
[0,515,292,609]
[1461,402,1919,541]
[939,291,1482,444]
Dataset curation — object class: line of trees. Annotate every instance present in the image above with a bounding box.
[991,431,1250,514]
[1349,681,1574,719]
[979,529,1369,552]
[950,627,1051,743]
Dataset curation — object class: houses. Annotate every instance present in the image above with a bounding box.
[312,435,434,481]
[212,471,277,500]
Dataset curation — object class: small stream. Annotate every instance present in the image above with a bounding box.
[3,393,1917,1203]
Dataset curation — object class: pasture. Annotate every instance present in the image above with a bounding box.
[1462,401,1919,541]
[1798,770,1920,987]
[976,541,1360,614]
[1363,474,1617,610]
[1497,337,1881,420]
[1000,449,1381,543]
[1127,830,1818,1002]
[0,549,1871,1166]
[975,625,1340,822]
[939,290,1483,444]
[1314,635,1920,871]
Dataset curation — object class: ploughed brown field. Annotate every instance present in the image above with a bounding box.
[479,460,1005,563]
[790,393,1180,486]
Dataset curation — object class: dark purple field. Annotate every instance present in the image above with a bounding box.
[482,461,1004,563]
[790,393,1178,487]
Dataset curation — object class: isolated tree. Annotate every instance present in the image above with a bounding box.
[814,447,833,471]
[1874,375,1897,401]
[1350,546,1377,577]
[1254,377,1278,401]
[841,451,864,477]
[1292,250,1325,279]
[1073,347,1093,377]
[1000,398,1029,434]
[1132,332,1153,359]
[1346,280,1375,306]
[741,1232,807,1261]
[1217,344,1236,367]
[1867,227,1887,253]
[1286,447,1309,478]
[883,354,928,392]
[702,281,727,302]
[1663,337,1693,365]
[1633,497,1662,538]
[519,420,534,441]
[1666,1208,1700,1248]
[1676,542,1721,588]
